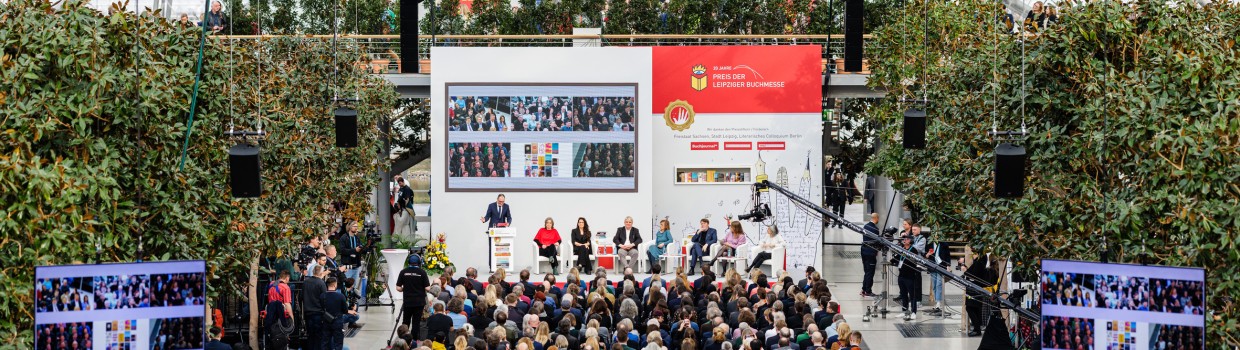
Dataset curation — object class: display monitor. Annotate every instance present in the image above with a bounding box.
[35,260,208,350]
[1040,259,1205,350]
[445,83,638,191]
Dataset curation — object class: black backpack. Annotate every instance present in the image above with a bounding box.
[264,285,294,350]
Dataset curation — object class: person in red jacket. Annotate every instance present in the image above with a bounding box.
[535,217,563,274]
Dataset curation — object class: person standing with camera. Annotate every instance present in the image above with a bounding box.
[396,255,431,342]
[393,177,416,238]
[892,234,922,321]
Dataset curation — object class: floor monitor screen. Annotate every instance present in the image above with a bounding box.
[445,84,638,192]
[35,260,208,350]
[1040,259,1205,350]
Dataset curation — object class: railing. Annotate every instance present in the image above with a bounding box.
[214,34,877,74]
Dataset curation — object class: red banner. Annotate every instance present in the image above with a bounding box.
[653,46,823,114]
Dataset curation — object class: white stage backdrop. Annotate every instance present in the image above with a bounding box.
[431,47,655,272]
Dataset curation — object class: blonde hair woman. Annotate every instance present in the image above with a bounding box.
[830,322,852,350]
[534,322,553,348]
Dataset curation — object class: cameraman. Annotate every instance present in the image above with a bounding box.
[340,221,362,267]
[860,213,880,297]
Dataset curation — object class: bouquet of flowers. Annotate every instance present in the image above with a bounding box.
[423,232,453,275]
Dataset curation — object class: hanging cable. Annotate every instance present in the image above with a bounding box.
[990,0,999,135]
[133,0,144,262]
[921,0,929,103]
[1098,0,1111,263]
[257,5,264,134]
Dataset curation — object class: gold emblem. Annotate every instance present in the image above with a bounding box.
[664,100,695,132]
[691,64,708,91]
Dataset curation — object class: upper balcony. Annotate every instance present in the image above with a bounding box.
[214,34,882,99]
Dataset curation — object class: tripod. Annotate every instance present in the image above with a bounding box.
[387,298,406,346]
[864,247,896,321]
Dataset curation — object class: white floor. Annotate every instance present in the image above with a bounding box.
[346,203,984,350]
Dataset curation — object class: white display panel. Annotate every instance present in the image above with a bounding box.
[445,84,638,192]
[1040,259,1206,350]
[35,260,207,350]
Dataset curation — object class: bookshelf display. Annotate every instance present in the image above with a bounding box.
[674,165,753,185]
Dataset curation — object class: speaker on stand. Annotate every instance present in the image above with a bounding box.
[844,0,864,72]
[229,143,262,198]
[994,143,1026,198]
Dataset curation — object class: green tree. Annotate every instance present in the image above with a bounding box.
[466,0,511,35]
[0,0,396,346]
[867,0,1240,344]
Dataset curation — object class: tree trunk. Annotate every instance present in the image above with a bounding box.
[248,250,261,349]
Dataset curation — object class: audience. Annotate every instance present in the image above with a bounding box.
[391,266,840,350]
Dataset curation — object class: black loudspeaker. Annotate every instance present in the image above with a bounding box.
[335,106,358,148]
[994,143,1026,198]
[399,0,422,73]
[903,108,926,149]
[229,144,262,198]
[844,0,864,72]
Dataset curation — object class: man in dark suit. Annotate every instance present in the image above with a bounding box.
[688,218,718,275]
[613,216,643,273]
[860,213,880,297]
[480,194,512,271]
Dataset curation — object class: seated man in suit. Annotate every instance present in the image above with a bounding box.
[688,218,718,275]
[613,216,643,273]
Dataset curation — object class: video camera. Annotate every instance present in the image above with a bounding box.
[739,203,772,222]
[882,227,899,240]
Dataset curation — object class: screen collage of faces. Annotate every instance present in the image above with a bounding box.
[446,84,637,191]
[1040,259,1205,350]
[35,261,207,350]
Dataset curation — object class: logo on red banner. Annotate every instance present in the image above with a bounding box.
[691,64,708,91]
[663,100,695,131]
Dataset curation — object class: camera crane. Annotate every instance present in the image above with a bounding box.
[750,180,1039,323]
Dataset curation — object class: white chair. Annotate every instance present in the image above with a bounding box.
[683,241,720,274]
[737,244,786,276]
[716,243,749,274]
[532,243,559,275]
[638,239,681,273]
[656,240,683,273]
[567,241,596,274]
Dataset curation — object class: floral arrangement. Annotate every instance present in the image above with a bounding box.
[423,232,453,274]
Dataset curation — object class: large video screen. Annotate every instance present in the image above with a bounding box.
[35,261,207,350]
[1040,259,1205,350]
[445,84,638,191]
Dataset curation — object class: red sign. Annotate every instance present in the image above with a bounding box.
[723,142,753,150]
[653,46,823,114]
[690,142,719,150]
[757,142,786,150]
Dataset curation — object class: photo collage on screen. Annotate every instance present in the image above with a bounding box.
[1040,261,1206,350]
[150,317,205,350]
[35,262,208,350]
[36,322,93,350]
[448,142,513,178]
[573,143,634,178]
[105,320,139,350]
[1041,316,1094,350]
[524,143,562,178]
[446,85,637,191]
[448,95,635,132]
[1042,272,1204,315]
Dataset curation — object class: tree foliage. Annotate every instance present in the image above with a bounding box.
[0,0,396,346]
[866,0,1240,344]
